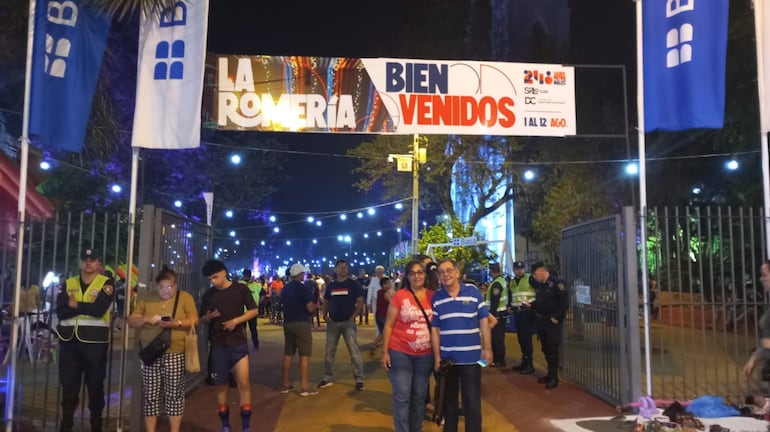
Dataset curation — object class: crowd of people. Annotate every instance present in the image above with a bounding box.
[52,248,571,432]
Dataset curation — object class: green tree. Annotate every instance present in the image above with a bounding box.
[531,166,616,260]
[349,135,524,228]
[397,217,495,275]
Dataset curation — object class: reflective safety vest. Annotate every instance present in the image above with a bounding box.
[510,274,536,305]
[486,275,508,312]
[56,275,111,343]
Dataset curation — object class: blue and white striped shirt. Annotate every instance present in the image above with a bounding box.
[431,284,490,365]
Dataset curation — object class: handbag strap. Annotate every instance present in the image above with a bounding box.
[408,288,432,333]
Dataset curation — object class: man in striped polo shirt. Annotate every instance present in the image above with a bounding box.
[431,258,492,432]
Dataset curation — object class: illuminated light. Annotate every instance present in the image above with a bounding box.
[269,215,277,222]
[273,227,280,233]
[625,162,639,175]
[110,184,122,193]
[397,227,401,232]
[357,212,363,218]
[307,216,315,223]
[40,161,51,170]
[312,239,317,244]
[229,231,236,237]
[174,200,182,208]
[186,232,192,238]
[523,169,536,181]
[422,221,427,226]
[395,203,403,210]
[340,214,347,221]
[260,240,266,246]
[364,233,369,238]
[726,159,739,171]
[316,220,322,226]
[235,240,240,245]
[376,231,382,236]
[230,154,241,165]
[337,235,343,241]
[692,187,702,195]
[286,240,291,246]
[367,208,375,216]
[225,210,234,218]
[344,235,351,242]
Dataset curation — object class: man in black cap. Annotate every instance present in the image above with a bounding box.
[509,261,537,374]
[200,259,259,432]
[485,263,508,367]
[526,261,568,389]
[55,248,115,432]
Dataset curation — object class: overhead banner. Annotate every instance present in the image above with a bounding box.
[204,56,576,136]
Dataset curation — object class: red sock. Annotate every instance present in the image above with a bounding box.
[218,404,229,413]
[241,404,252,412]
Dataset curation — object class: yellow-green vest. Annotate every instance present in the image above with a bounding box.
[510,274,536,304]
[56,275,111,343]
[486,275,508,312]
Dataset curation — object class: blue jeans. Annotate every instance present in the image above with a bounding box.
[443,364,482,432]
[323,320,364,383]
[387,350,433,432]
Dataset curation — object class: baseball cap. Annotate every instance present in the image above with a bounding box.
[513,261,525,269]
[202,259,227,277]
[289,263,309,277]
[80,248,98,260]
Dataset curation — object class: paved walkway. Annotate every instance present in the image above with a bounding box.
[0,317,616,431]
[159,318,615,432]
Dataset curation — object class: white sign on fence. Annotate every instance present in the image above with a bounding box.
[575,284,591,305]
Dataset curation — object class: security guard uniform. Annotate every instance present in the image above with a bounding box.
[55,273,115,432]
[509,271,536,373]
[530,272,568,389]
[485,271,508,366]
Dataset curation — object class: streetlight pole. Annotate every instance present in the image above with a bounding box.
[411,134,420,256]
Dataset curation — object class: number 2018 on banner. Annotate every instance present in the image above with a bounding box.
[523,117,568,127]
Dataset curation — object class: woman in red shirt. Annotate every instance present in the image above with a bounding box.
[381,260,435,432]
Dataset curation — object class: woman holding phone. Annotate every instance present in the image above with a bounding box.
[128,265,198,432]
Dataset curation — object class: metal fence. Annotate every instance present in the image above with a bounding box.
[560,206,641,405]
[560,206,766,406]
[0,206,211,431]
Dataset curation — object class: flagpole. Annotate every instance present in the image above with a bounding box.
[635,0,653,397]
[754,0,770,257]
[116,147,139,432]
[5,0,36,428]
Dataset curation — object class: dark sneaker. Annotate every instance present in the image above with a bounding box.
[355,382,365,391]
[318,379,334,388]
[279,385,294,394]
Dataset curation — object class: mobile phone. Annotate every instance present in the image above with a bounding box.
[477,359,488,368]
[161,316,171,321]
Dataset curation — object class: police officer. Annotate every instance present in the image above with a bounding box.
[527,261,568,389]
[55,248,115,432]
[509,261,536,374]
[485,263,508,367]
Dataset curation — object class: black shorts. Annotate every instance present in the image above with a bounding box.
[209,344,249,386]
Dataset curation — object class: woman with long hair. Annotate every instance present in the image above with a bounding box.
[381,260,435,432]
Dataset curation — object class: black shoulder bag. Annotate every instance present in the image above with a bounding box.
[138,292,180,366]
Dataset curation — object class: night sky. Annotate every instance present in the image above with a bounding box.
[204,0,422,272]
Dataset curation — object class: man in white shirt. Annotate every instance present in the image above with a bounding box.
[366,265,385,342]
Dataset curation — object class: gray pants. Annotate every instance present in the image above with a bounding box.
[323,320,364,383]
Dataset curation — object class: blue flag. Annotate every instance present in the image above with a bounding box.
[643,0,728,132]
[29,0,111,153]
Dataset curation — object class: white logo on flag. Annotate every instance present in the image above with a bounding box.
[44,0,79,78]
